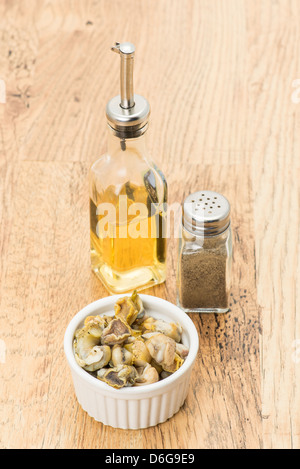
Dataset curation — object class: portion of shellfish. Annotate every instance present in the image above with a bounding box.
[73,290,189,388]
[111,344,133,366]
[73,320,111,372]
[141,317,183,343]
[145,333,176,369]
[114,290,145,326]
[97,364,138,389]
[135,364,159,386]
[101,318,131,346]
[124,338,151,367]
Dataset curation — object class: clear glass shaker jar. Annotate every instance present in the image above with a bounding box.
[177,191,232,313]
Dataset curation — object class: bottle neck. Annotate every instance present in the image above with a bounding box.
[106,125,148,158]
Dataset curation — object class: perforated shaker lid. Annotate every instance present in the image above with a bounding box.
[182,191,231,236]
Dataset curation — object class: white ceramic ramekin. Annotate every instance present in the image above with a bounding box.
[64,294,199,430]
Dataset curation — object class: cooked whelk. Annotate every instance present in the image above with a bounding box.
[111,344,133,366]
[145,333,176,368]
[131,290,145,321]
[101,318,131,345]
[135,364,159,386]
[73,320,111,372]
[114,297,138,326]
[175,342,189,359]
[141,332,161,340]
[84,315,112,327]
[97,364,138,389]
[145,333,184,374]
[124,335,137,344]
[162,354,184,373]
[115,292,139,326]
[124,338,151,367]
[82,345,111,372]
[141,317,183,343]
[150,358,163,375]
[114,290,145,326]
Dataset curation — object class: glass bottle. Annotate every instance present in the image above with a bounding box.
[90,42,167,294]
[177,191,232,313]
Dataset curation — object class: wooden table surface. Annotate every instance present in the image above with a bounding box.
[0,0,299,450]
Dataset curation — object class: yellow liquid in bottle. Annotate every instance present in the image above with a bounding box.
[90,182,166,293]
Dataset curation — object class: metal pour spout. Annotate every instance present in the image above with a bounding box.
[106,42,150,138]
[111,42,135,109]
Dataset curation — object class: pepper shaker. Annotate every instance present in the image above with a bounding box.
[177,191,232,313]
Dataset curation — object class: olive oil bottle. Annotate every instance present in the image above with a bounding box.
[90,42,167,294]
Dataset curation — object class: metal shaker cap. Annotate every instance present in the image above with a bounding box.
[182,191,231,236]
[106,42,150,137]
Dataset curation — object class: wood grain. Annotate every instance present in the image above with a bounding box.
[0,0,299,449]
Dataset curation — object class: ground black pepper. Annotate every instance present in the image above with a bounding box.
[179,236,228,310]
